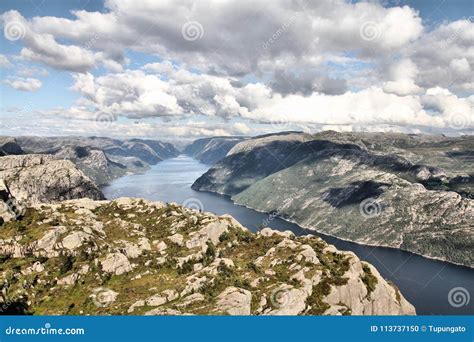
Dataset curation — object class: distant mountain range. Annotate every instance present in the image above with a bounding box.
[0,136,179,186]
[1,130,472,316]
[192,131,474,268]
[1,131,473,268]
[183,136,246,165]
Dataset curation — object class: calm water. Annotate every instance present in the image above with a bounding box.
[102,155,474,315]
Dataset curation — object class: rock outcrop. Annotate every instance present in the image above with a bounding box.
[0,154,104,205]
[0,179,24,223]
[8,136,179,186]
[0,197,415,315]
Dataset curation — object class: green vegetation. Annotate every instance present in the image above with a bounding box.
[361,263,378,299]
[0,198,407,316]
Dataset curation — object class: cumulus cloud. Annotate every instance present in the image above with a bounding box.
[70,66,254,119]
[0,1,472,137]
[0,10,125,72]
[421,87,474,129]
[1,1,422,77]
[382,59,423,96]
[269,69,347,96]
[71,71,182,118]
[408,18,474,92]
[4,77,42,91]
[63,61,473,133]
[16,65,49,77]
[0,54,12,68]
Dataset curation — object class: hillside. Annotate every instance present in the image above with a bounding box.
[8,136,179,186]
[0,197,415,315]
[184,137,246,165]
[192,132,474,267]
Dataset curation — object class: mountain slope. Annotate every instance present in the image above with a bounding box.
[0,154,104,206]
[0,137,25,156]
[184,136,246,165]
[10,136,179,185]
[192,132,314,194]
[0,197,415,315]
[192,132,474,267]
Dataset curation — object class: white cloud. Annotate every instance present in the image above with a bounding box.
[71,71,183,118]
[16,65,49,77]
[4,77,42,91]
[64,62,473,133]
[382,58,422,96]
[408,18,474,92]
[142,61,176,74]
[422,87,474,129]
[449,58,471,75]
[1,1,423,78]
[1,10,125,72]
[0,54,12,68]
[0,1,472,137]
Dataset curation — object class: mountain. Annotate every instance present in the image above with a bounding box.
[184,136,246,165]
[0,197,414,315]
[192,131,474,267]
[0,137,24,156]
[7,136,179,186]
[0,154,104,207]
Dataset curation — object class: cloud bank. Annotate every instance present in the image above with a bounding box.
[1,0,473,137]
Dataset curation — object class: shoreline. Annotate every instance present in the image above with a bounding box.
[191,187,474,270]
[103,157,474,271]
[231,198,474,270]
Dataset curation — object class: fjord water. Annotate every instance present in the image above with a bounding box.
[102,155,474,315]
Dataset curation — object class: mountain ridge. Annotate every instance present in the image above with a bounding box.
[192,131,474,267]
[0,136,180,186]
[183,136,247,165]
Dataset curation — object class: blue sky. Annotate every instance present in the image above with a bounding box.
[0,0,472,139]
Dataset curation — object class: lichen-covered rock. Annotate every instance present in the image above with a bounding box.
[100,253,132,275]
[57,273,79,286]
[62,231,92,251]
[217,287,252,315]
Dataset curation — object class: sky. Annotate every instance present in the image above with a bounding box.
[0,0,473,140]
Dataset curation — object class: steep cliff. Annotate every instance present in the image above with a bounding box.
[192,132,474,267]
[11,136,179,185]
[0,154,104,206]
